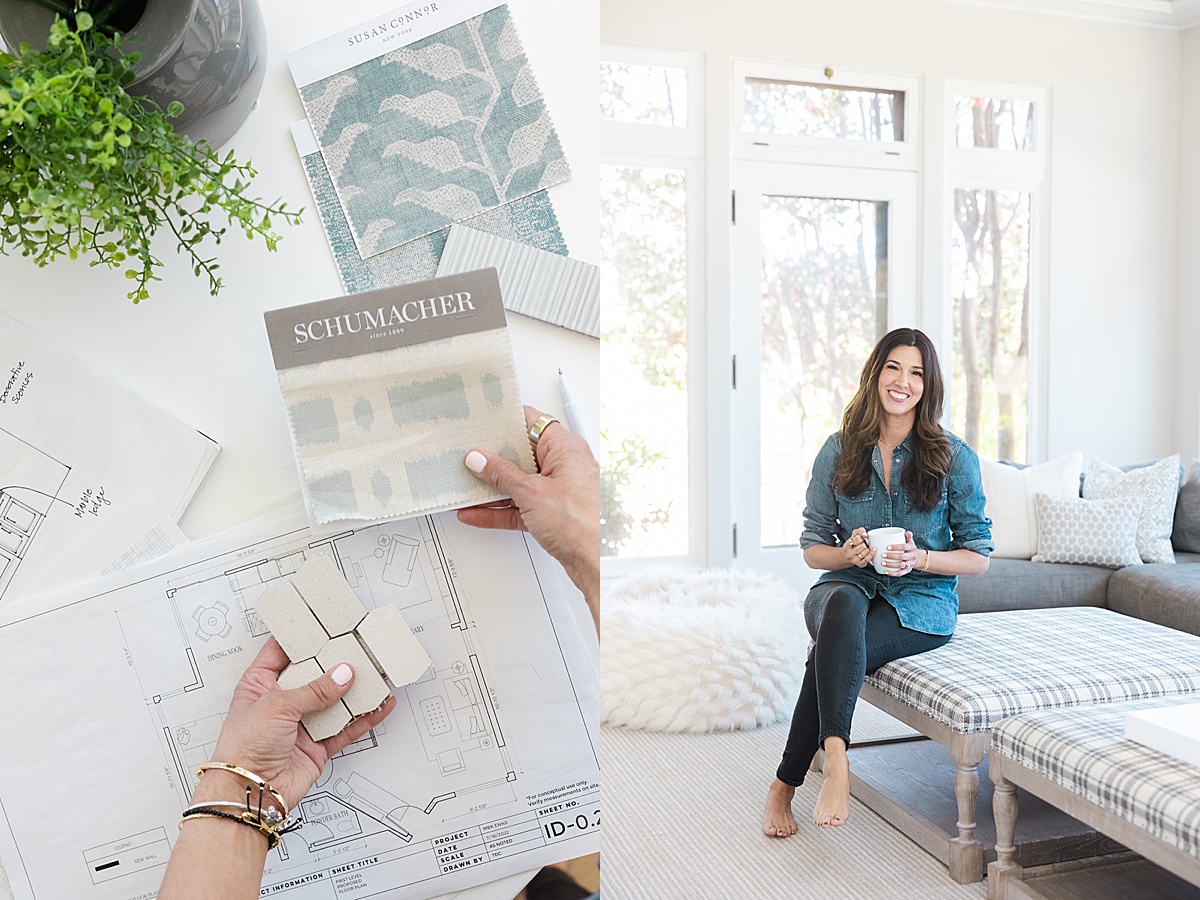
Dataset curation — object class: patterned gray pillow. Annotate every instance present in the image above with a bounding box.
[1083,455,1180,564]
[1032,493,1144,568]
[1175,461,1200,554]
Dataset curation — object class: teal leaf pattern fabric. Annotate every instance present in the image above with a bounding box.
[299,145,566,295]
[299,5,570,258]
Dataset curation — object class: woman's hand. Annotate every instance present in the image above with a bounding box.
[880,530,922,577]
[207,638,396,810]
[843,527,875,568]
[459,405,599,632]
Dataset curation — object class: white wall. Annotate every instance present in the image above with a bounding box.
[1179,24,1200,461]
[603,0,1190,463]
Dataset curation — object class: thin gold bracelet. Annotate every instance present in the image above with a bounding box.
[919,549,931,572]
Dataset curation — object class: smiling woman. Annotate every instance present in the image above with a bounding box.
[762,327,994,836]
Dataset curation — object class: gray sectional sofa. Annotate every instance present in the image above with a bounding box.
[958,461,1200,636]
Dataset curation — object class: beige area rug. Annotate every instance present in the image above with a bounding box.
[601,707,985,900]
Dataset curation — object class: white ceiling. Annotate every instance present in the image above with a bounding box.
[943,0,1200,29]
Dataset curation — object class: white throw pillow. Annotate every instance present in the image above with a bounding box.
[1083,455,1180,564]
[979,452,1083,559]
[1032,493,1144,568]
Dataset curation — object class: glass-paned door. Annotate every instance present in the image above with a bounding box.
[731,162,916,579]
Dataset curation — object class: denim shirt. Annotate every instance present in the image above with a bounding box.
[800,430,994,636]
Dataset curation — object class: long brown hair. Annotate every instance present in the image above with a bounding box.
[832,328,951,511]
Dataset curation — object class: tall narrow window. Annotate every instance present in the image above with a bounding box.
[947,82,1047,464]
[951,188,1031,461]
[599,50,703,564]
[600,165,689,557]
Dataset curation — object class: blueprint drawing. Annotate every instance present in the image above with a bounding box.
[0,508,598,900]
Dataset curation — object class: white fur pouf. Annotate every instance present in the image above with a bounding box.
[601,566,807,732]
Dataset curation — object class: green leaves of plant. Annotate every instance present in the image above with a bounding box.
[0,15,302,302]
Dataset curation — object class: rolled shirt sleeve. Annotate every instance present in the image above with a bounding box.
[800,434,843,549]
[947,441,995,556]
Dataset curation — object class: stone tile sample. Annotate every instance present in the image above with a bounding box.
[317,633,390,717]
[291,555,367,636]
[260,555,431,736]
[278,658,352,741]
[357,606,432,686]
[256,582,329,661]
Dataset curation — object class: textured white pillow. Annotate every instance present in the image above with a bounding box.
[601,566,806,732]
[1032,493,1144,568]
[979,452,1083,559]
[1083,455,1180,564]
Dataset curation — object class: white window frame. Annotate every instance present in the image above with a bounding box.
[732,60,920,170]
[727,60,921,577]
[943,79,1051,463]
[599,46,707,578]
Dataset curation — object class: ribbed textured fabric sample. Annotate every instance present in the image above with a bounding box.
[438,225,599,336]
[298,4,570,257]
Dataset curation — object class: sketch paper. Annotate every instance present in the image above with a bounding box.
[37,490,187,588]
[288,0,571,257]
[289,119,567,295]
[437,225,600,337]
[0,310,217,604]
[264,269,536,527]
[0,506,599,900]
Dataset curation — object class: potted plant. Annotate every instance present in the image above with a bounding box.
[0,5,297,301]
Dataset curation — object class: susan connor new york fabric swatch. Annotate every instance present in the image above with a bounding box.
[265,269,536,526]
[292,121,567,295]
[299,4,571,258]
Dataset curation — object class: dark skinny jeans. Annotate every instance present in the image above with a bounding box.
[776,582,951,787]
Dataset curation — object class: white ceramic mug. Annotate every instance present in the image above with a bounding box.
[867,526,906,575]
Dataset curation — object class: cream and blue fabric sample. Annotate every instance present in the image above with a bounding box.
[299,146,566,295]
[278,329,535,524]
[299,4,571,257]
[437,225,600,337]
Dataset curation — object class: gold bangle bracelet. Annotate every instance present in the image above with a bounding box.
[195,762,288,819]
[919,549,931,572]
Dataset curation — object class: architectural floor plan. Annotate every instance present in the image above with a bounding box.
[0,507,598,900]
[0,428,68,598]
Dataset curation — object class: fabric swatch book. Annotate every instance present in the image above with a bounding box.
[264,268,536,527]
[286,0,571,258]
[0,310,218,605]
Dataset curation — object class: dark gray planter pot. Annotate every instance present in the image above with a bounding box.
[0,0,266,149]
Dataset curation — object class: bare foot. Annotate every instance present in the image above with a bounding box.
[812,742,851,828]
[762,778,799,837]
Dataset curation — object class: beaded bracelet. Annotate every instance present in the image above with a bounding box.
[181,762,303,849]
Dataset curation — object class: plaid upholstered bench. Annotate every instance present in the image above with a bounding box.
[856,607,1200,884]
[988,699,1200,900]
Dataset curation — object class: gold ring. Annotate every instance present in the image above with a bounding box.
[528,414,560,449]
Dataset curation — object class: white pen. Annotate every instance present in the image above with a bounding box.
[558,368,597,450]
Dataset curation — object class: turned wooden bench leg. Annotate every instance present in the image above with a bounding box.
[987,772,1022,900]
[948,732,990,884]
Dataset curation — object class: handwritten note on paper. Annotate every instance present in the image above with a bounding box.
[0,311,218,605]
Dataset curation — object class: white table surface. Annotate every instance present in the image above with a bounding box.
[0,0,599,897]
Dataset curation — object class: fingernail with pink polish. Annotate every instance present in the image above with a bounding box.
[331,663,353,685]
[465,451,486,474]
